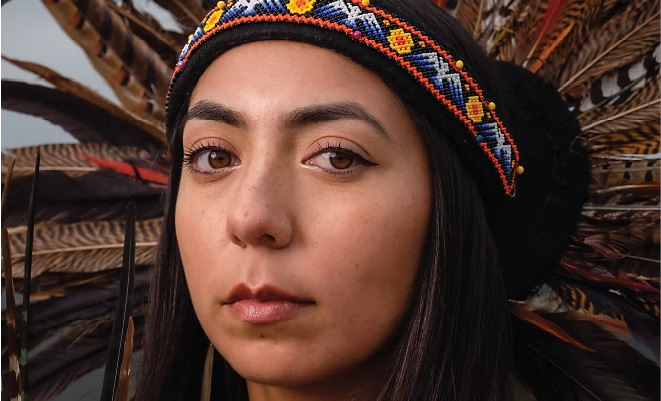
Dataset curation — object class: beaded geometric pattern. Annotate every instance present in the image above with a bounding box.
[168,0,521,195]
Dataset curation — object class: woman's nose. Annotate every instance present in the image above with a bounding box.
[225,164,294,249]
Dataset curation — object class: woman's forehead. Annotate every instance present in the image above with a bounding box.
[188,40,407,119]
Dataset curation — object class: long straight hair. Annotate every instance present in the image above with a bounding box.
[135,2,512,399]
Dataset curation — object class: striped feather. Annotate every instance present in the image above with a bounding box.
[71,0,172,101]
[559,0,660,93]
[568,45,660,113]
[41,0,166,119]
[6,218,160,278]
[579,74,660,134]
[2,143,154,179]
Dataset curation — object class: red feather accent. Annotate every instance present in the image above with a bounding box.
[84,156,169,185]
[526,0,567,72]
[560,261,661,294]
[511,304,596,352]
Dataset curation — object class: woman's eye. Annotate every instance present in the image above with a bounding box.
[307,148,374,173]
[191,149,238,172]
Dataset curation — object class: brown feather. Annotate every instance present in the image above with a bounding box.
[511,304,596,351]
[2,56,165,142]
[559,0,660,93]
[107,0,186,66]
[153,0,206,29]
[7,219,160,278]
[41,0,166,120]
[2,143,154,180]
[526,0,603,75]
[70,0,173,101]
[113,316,134,401]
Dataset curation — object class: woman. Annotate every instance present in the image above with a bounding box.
[135,0,659,400]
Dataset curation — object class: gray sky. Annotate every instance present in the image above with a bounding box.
[1,0,179,149]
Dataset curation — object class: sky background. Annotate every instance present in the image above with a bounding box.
[1,1,179,398]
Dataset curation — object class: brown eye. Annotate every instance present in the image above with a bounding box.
[192,149,237,172]
[208,150,231,169]
[328,152,354,169]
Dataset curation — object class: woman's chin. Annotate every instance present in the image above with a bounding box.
[219,340,360,387]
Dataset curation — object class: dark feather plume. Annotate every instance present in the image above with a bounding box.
[100,202,135,401]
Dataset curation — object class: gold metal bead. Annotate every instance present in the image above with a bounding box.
[516,165,525,174]
[361,0,370,5]
[488,102,496,111]
[455,60,464,69]
[188,34,193,41]
[217,1,226,8]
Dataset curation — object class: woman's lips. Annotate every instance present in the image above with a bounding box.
[224,283,314,323]
[229,299,311,323]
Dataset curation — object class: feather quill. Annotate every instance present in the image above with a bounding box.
[1,158,22,401]
[19,151,40,400]
[100,202,135,401]
[113,316,135,401]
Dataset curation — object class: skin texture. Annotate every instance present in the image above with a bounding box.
[176,41,432,401]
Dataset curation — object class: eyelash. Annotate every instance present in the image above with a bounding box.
[182,141,234,176]
[310,141,376,177]
[182,140,375,177]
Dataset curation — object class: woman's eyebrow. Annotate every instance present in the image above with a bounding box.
[283,102,392,141]
[184,100,247,128]
[184,100,391,141]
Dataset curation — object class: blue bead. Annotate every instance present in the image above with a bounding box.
[476,135,484,143]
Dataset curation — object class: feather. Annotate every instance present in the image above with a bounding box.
[587,121,660,148]
[2,228,23,401]
[590,158,660,186]
[84,155,169,185]
[579,74,660,134]
[40,0,166,119]
[2,56,166,144]
[2,143,159,179]
[200,344,214,401]
[112,316,134,401]
[18,150,41,400]
[559,260,660,294]
[70,0,173,101]
[154,0,206,29]
[106,0,186,66]
[454,0,486,36]
[6,218,160,278]
[511,304,596,351]
[513,314,660,401]
[583,221,659,260]
[25,318,144,401]
[2,80,164,151]
[567,45,660,113]
[523,0,566,70]
[100,202,135,401]
[559,0,660,93]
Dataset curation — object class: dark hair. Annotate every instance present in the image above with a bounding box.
[135,2,512,400]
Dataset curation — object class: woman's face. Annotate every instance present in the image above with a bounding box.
[176,41,431,390]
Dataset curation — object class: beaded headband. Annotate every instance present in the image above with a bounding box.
[167,0,522,195]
